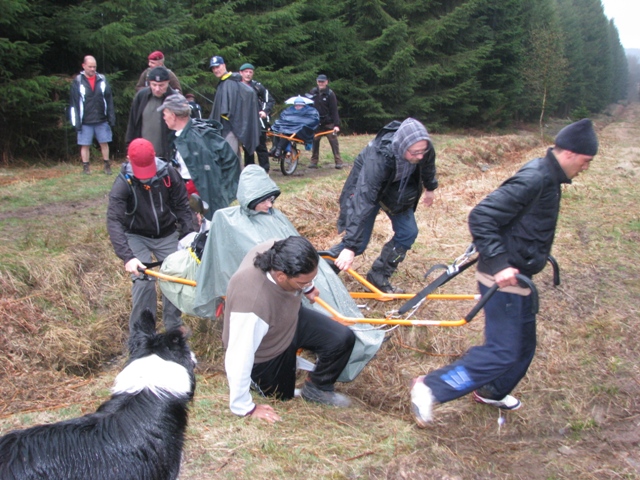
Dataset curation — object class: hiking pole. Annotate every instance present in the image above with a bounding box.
[397,244,478,315]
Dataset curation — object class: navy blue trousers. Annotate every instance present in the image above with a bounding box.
[338,205,419,254]
[424,282,536,403]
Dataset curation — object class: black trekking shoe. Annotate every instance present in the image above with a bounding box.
[366,271,405,293]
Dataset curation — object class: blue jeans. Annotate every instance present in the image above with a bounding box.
[77,121,112,145]
[341,206,419,255]
[424,282,537,403]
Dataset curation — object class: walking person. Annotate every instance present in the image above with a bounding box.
[159,93,240,218]
[208,55,260,163]
[410,119,599,426]
[306,74,343,169]
[126,67,179,160]
[68,55,115,175]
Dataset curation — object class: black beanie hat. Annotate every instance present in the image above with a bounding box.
[554,119,598,156]
[147,66,170,82]
[248,190,281,210]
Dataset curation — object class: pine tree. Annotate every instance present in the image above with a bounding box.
[607,19,628,104]
[520,0,567,128]
[0,0,69,162]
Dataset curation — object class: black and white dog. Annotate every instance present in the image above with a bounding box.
[0,310,196,480]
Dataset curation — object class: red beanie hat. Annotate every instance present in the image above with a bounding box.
[148,51,164,61]
[128,139,157,179]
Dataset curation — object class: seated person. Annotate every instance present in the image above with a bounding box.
[192,164,384,383]
[194,164,359,319]
[270,96,319,157]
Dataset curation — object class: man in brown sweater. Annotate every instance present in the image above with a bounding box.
[223,236,355,423]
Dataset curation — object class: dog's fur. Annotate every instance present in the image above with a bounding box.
[0,310,196,480]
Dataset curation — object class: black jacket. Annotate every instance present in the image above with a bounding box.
[337,121,437,250]
[306,87,340,127]
[248,80,275,117]
[468,148,571,277]
[125,86,179,158]
[106,159,194,263]
[69,72,115,131]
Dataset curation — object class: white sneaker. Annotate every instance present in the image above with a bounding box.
[472,391,521,410]
[410,377,434,427]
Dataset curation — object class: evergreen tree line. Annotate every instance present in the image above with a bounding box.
[0,0,630,162]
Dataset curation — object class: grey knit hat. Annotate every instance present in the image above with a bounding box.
[555,119,598,156]
[157,94,191,116]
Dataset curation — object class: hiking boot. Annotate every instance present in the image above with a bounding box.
[410,376,434,428]
[366,271,405,293]
[335,162,345,169]
[274,147,282,158]
[366,242,408,293]
[300,381,352,408]
[103,160,112,175]
[472,391,521,410]
[82,162,90,175]
[308,162,319,169]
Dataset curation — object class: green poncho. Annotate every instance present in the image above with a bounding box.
[193,165,384,382]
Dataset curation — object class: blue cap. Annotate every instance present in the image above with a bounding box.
[209,55,225,69]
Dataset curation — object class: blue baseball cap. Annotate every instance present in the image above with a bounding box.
[209,55,225,69]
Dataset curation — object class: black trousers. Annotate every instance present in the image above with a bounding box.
[251,306,355,400]
[243,129,270,172]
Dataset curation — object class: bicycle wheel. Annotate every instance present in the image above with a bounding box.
[281,145,299,175]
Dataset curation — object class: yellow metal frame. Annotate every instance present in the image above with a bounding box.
[142,265,480,327]
[266,129,334,145]
[340,264,476,302]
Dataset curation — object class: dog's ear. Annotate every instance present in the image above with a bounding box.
[128,309,157,354]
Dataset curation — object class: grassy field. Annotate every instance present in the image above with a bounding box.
[1,109,639,479]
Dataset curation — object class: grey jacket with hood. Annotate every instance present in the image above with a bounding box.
[193,165,384,383]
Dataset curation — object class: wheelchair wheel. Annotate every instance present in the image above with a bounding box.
[280,145,299,175]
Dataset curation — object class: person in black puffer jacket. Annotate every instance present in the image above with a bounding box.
[410,119,599,427]
[107,138,194,333]
[329,118,438,293]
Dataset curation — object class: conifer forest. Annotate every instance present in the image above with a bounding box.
[0,0,632,161]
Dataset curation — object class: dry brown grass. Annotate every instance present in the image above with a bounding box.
[1,110,639,478]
